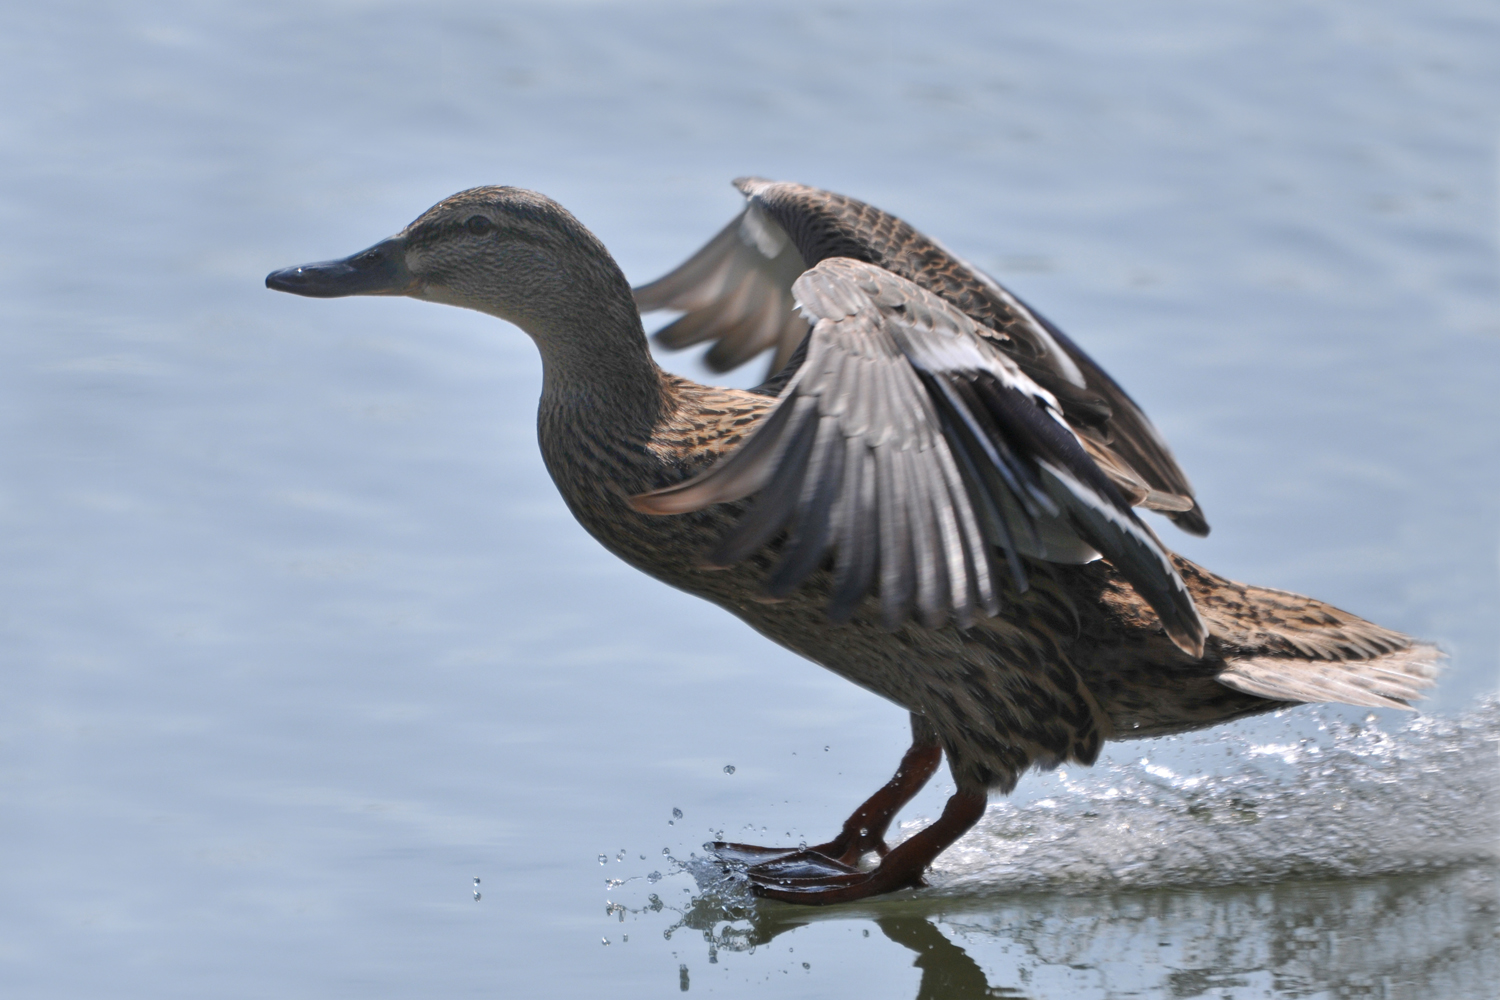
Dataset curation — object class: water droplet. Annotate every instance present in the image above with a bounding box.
[615,849,625,862]
[472,877,481,902]
[824,745,830,751]
[678,964,690,991]
[672,807,683,819]
[601,937,610,946]
[862,929,870,937]
[622,934,628,943]
[662,847,671,856]
[639,854,646,860]
[598,854,608,865]
[858,827,868,837]
[802,962,810,969]
[723,764,736,774]
[798,840,807,850]
[647,870,663,883]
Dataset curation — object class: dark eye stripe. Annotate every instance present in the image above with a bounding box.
[406,215,550,249]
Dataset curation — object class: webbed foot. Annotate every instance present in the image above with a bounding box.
[705,714,987,905]
[721,787,987,906]
[709,829,887,869]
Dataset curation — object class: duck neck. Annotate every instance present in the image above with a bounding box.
[530,288,672,500]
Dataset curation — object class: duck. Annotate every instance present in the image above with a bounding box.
[266,178,1440,905]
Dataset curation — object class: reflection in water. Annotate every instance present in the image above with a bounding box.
[659,895,1014,999]
[642,866,1495,998]
[951,869,1495,998]
[871,914,1020,1000]
[607,701,1496,996]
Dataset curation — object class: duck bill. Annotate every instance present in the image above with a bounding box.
[265,236,414,298]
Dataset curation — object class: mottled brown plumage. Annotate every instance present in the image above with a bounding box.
[266,181,1440,905]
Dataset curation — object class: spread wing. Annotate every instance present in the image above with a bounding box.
[635,182,1208,535]
[631,258,1206,656]
[632,203,810,375]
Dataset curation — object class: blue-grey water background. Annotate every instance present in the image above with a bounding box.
[1,1,1497,997]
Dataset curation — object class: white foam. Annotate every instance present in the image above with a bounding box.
[921,698,1498,894]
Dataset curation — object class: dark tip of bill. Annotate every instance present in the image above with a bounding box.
[266,263,332,297]
[266,265,307,293]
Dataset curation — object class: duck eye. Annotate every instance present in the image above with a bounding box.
[464,215,494,235]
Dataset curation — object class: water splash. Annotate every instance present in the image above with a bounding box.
[921,698,1498,894]
[606,702,1495,997]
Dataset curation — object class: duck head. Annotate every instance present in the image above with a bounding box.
[266,186,638,345]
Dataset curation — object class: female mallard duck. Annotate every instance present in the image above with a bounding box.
[267,179,1440,905]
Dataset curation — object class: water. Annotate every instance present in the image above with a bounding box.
[626,701,1497,996]
[1,1,1497,997]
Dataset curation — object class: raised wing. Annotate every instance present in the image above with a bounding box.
[636,179,1208,536]
[632,202,810,375]
[632,258,1206,657]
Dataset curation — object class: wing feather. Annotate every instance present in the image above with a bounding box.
[767,416,846,596]
[704,398,819,565]
[828,438,879,621]
[875,445,915,628]
[634,204,809,375]
[899,446,947,629]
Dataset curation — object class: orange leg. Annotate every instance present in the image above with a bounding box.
[744,785,988,905]
[711,715,987,904]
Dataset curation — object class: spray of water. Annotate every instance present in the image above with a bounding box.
[923,698,1497,894]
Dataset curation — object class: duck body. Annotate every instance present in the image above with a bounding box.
[267,180,1439,903]
[536,372,1412,792]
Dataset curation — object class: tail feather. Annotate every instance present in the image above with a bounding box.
[1170,557,1445,712]
[1216,644,1443,711]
